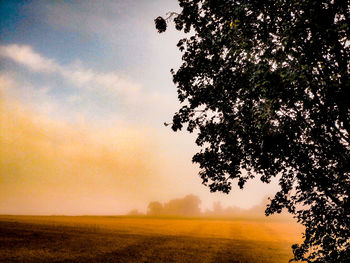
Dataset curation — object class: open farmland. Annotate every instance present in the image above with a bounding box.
[0,215,304,263]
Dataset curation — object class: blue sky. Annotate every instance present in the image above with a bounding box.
[0,0,280,215]
[0,0,182,124]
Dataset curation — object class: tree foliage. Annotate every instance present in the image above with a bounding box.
[147,195,201,216]
[156,0,350,262]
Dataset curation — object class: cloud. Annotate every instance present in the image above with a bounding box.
[0,44,58,73]
[60,62,142,104]
[0,82,165,215]
[0,44,174,115]
[0,44,140,97]
[0,74,283,214]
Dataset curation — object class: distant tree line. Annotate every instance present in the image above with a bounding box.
[128,194,290,219]
[147,194,201,216]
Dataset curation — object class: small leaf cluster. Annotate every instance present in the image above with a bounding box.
[155,16,167,33]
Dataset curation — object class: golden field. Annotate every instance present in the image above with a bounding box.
[0,215,304,262]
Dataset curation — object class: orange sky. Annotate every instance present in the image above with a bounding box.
[0,76,282,215]
[0,1,282,215]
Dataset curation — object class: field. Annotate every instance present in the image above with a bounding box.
[0,215,304,263]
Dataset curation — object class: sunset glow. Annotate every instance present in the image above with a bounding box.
[1,0,281,215]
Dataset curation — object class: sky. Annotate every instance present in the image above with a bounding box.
[0,0,281,215]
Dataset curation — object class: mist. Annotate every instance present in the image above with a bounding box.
[127,194,292,220]
[0,77,281,215]
[0,88,163,215]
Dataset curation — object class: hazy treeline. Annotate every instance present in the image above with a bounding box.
[128,194,291,219]
[147,194,201,216]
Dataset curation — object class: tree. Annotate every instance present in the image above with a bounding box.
[163,194,201,216]
[155,0,350,262]
[147,201,163,216]
[146,195,201,216]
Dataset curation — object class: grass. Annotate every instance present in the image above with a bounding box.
[0,215,304,262]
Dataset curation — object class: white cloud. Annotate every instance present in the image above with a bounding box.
[59,64,141,103]
[0,72,61,117]
[0,44,141,102]
[0,44,177,123]
[0,44,58,73]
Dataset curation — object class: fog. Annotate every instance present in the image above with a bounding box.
[0,78,281,215]
[127,194,292,220]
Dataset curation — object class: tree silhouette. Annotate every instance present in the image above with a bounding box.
[156,0,349,262]
[147,201,163,216]
[147,195,201,216]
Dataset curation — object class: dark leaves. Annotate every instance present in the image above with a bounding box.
[154,16,167,33]
[156,0,350,262]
